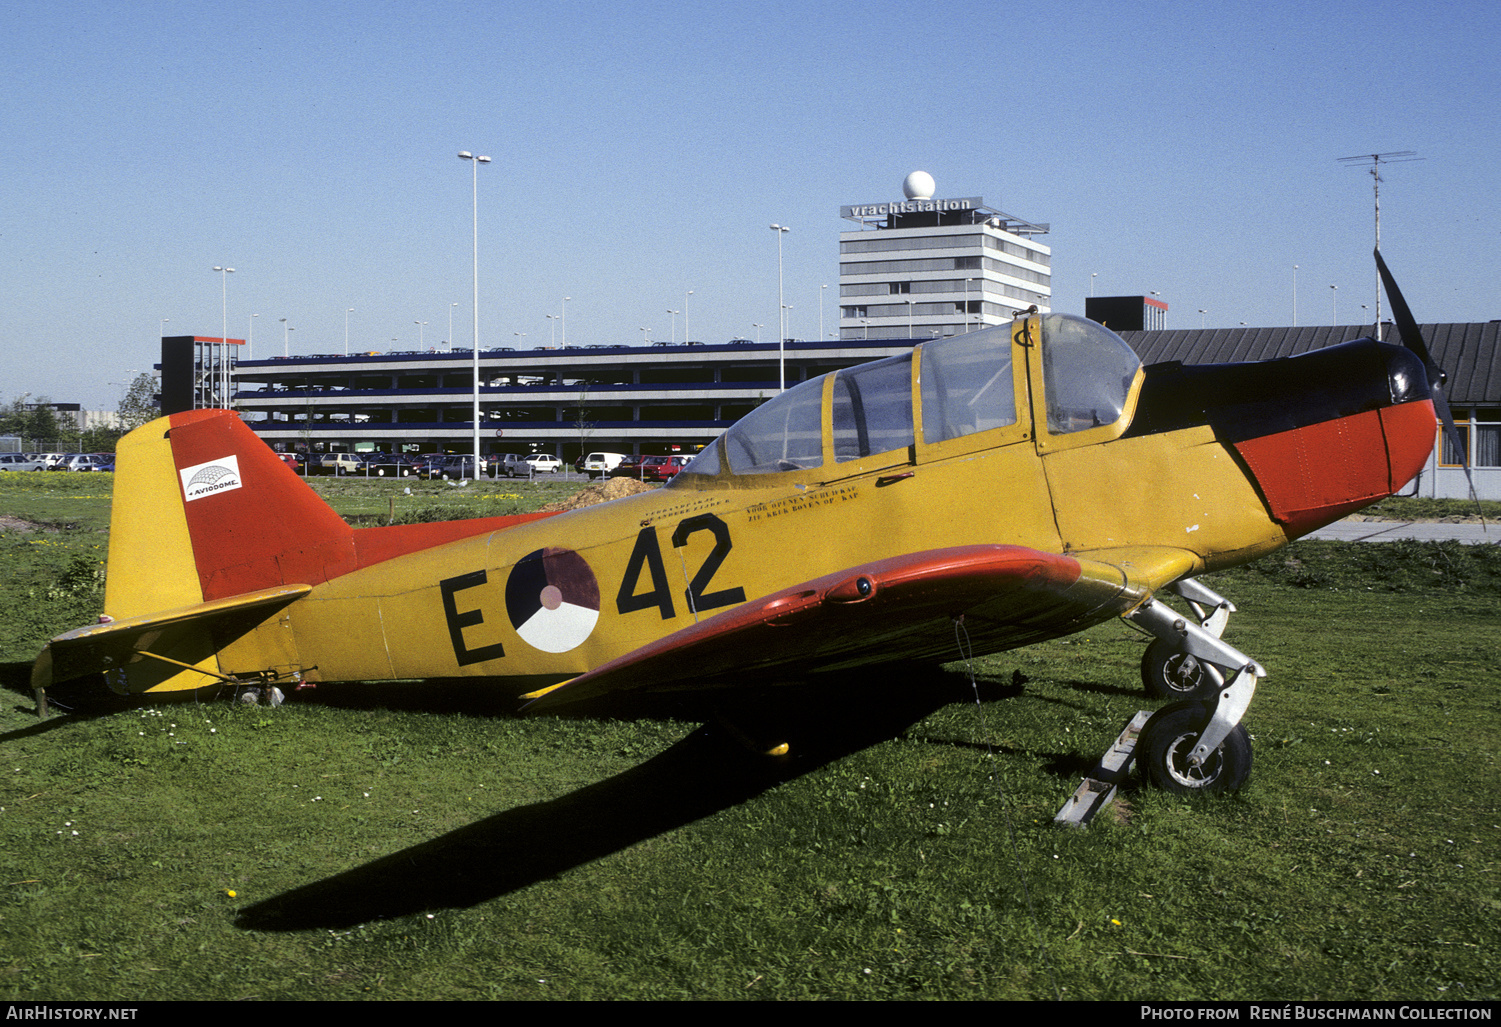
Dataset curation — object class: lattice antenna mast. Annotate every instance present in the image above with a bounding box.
[1339,151,1423,339]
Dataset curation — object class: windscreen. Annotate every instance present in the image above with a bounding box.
[720,375,826,475]
[1040,314,1141,434]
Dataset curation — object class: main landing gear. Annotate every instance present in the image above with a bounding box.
[1127,578,1261,795]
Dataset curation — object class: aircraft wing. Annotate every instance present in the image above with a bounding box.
[524,544,1199,709]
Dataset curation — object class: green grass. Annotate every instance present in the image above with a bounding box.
[0,471,116,531]
[1361,496,1501,521]
[0,474,1496,1000]
[302,474,587,524]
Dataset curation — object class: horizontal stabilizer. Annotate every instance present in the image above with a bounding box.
[36,584,311,691]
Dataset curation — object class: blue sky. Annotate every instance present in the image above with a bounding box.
[4,0,1499,411]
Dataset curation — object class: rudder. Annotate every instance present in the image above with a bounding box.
[110,409,356,613]
[62,409,354,695]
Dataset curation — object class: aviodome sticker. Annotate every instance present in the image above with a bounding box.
[180,455,243,502]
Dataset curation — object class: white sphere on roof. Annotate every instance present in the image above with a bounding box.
[902,171,936,200]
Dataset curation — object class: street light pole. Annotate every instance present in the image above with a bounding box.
[460,150,491,475]
[345,309,354,356]
[213,266,234,408]
[770,224,788,391]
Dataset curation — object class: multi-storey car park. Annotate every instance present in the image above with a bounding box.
[232,337,913,465]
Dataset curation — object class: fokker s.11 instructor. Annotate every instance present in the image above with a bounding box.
[34,253,1447,795]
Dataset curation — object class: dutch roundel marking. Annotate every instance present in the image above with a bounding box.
[505,547,601,653]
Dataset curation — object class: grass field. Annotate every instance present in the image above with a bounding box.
[0,472,1496,1000]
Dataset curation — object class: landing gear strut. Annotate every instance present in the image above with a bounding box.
[1138,578,1235,700]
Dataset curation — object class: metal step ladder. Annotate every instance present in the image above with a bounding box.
[1054,710,1151,828]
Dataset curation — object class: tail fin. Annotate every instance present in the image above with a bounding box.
[106,409,355,620]
[38,409,554,701]
[33,410,354,698]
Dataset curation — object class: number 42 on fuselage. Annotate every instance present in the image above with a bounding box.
[34,254,1444,794]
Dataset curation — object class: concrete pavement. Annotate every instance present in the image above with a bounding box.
[1302,520,1494,543]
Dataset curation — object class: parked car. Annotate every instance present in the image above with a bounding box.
[404,455,441,479]
[276,452,305,473]
[433,454,490,479]
[641,454,691,482]
[52,454,111,472]
[578,452,626,480]
[609,454,651,478]
[319,452,364,476]
[0,453,47,471]
[500,453,561,477]
[363,454,420,477]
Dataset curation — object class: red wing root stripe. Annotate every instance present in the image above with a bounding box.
[525,545,1083,706]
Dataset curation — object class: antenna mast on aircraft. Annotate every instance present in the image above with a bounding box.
[1338,151,1423,339]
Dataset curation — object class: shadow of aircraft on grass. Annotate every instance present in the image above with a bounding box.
[235,667,1025,932]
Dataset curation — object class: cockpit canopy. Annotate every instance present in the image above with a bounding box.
[672,313,1141,482]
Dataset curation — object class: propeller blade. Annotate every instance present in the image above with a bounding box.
[1375,249,1481,515]
[1375,248,1438,381]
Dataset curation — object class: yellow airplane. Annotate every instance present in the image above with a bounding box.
[32,253,1448,795]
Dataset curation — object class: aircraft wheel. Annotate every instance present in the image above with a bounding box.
[1139,701,1252,795]
[1141,639,1222,701]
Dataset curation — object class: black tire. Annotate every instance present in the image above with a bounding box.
[1140,638,1223,701]
[1139,701,1252,795]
